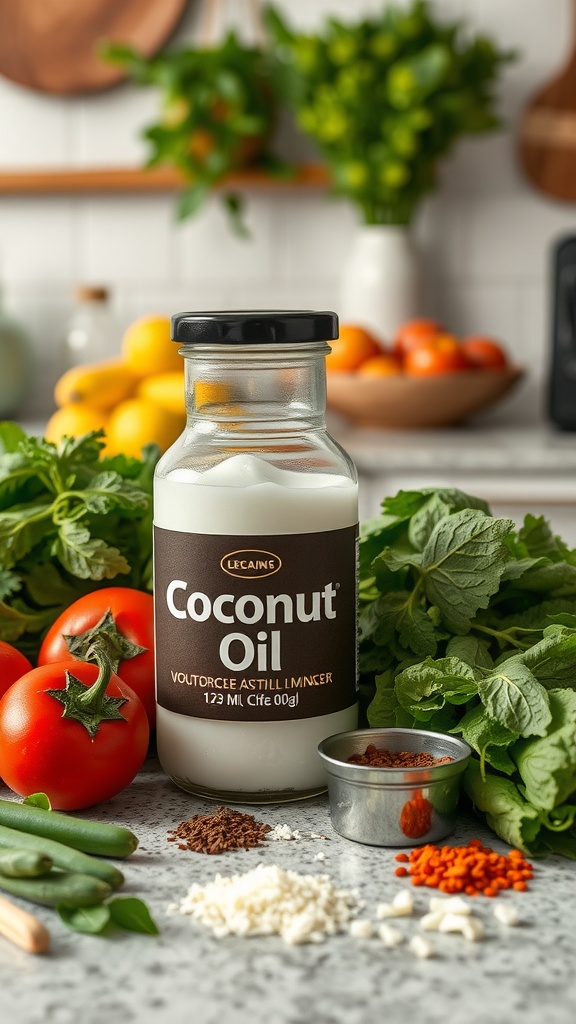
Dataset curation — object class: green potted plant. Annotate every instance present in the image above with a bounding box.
[264,0,515,340]
[104,31,283,234]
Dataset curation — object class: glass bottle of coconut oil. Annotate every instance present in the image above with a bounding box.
[154,311,358,802]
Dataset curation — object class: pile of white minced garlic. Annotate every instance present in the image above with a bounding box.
[168,865,522,951]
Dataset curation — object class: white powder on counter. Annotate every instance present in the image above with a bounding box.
[267,823,327,842]
[173,863,357,945]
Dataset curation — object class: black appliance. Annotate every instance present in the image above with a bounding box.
[550,234,576,429]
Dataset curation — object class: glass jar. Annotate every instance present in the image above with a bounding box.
[62,286,115,369]
[153,310,358,803]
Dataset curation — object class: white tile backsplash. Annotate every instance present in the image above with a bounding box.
[69,86,160,167]
[174,192,277,286]
[278,194,357,284]
[0,198,77,281]
[76,195,176,284]
[466,195,576,282]
[0,0,575,421]
[0,79,70,169]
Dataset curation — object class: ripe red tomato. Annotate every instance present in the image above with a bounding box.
[38,588,155,729]
[404,334,470,375]
[0,660,149,810]
[393,318,442,359]
[0,642,32,700]
[461,336,508,369]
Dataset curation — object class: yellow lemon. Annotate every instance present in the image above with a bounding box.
[121,316,183,379]
[45,405,108,445]
[136,372,185,416]
[105,398,185,458]
[54,359,137,411]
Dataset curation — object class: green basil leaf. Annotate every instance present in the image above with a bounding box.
[477,660,551,738]
[395,656,478,720]
[518,629,576,688]
[512,689,576,811]
[108,897,159,935]
[463,758,541,851]
[446,634,494,672]
[517,514,571,562]
[407,488,491,551]
[515,561,576,597]
[453,703,518,775]
[420,509,513,633]
[367,667,400,728]
[23,792,52,810]
[57,903,111,934]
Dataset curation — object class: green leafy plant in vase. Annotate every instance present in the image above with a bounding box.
[104,31,284,234]
[264,0,515,340]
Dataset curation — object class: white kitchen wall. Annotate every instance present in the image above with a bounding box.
[0,0,575,418]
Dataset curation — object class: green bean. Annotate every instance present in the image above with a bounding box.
[0,871,112,908]
[0,824,123,889]
[0,799,137,857]
[0,848,52,878]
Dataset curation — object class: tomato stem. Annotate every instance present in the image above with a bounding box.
[45,641,128,739]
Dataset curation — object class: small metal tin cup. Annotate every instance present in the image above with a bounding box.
[318,727,471,847]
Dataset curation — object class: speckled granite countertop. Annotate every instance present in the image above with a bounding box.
[330,421,576,475]
[2,757,574,1024]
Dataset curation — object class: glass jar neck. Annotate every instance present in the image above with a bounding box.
[182,342,329,432]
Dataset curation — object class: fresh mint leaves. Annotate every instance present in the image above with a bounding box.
[0,424,158,660]
[360,486,576,856]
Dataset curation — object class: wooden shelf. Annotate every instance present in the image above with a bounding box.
[0,163,330,194]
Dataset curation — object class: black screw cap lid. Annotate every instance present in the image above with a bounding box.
[171,310,339,345]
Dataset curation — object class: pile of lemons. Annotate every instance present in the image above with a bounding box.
[46,316,186,457]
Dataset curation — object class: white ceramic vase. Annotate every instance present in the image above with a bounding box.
[339,224,420,346]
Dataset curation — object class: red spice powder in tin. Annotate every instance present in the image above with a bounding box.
[346,743,453,768]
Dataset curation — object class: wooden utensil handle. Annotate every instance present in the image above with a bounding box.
[0,893,50,954]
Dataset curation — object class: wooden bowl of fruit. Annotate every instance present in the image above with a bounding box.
[325,320,524,429]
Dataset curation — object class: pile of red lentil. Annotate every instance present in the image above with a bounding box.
[394,838,533,896]
[167,806,271,855]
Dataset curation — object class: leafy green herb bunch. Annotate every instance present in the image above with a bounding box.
[0,424,158,662]
[264,0,514,225]
[104,32,282,233]
[360,487,576,858]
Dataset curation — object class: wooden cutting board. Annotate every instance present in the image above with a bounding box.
[519,0,576,200]
[0,0,188,95]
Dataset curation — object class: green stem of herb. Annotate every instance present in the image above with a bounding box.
[407,576,424,612]
[471,622,533,650]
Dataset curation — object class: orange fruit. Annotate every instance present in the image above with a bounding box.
[461,336,508,369]
[357,354,403,377]
[404,334,470,375]
[326,324,382,372]
[394,318,442,359]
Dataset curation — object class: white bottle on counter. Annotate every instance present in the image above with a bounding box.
[153,310,358,803]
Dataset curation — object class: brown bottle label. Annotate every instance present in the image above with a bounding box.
[154,525,358,722]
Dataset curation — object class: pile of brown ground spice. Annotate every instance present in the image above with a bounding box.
[347,744,453,768]
[167,806,272,854]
